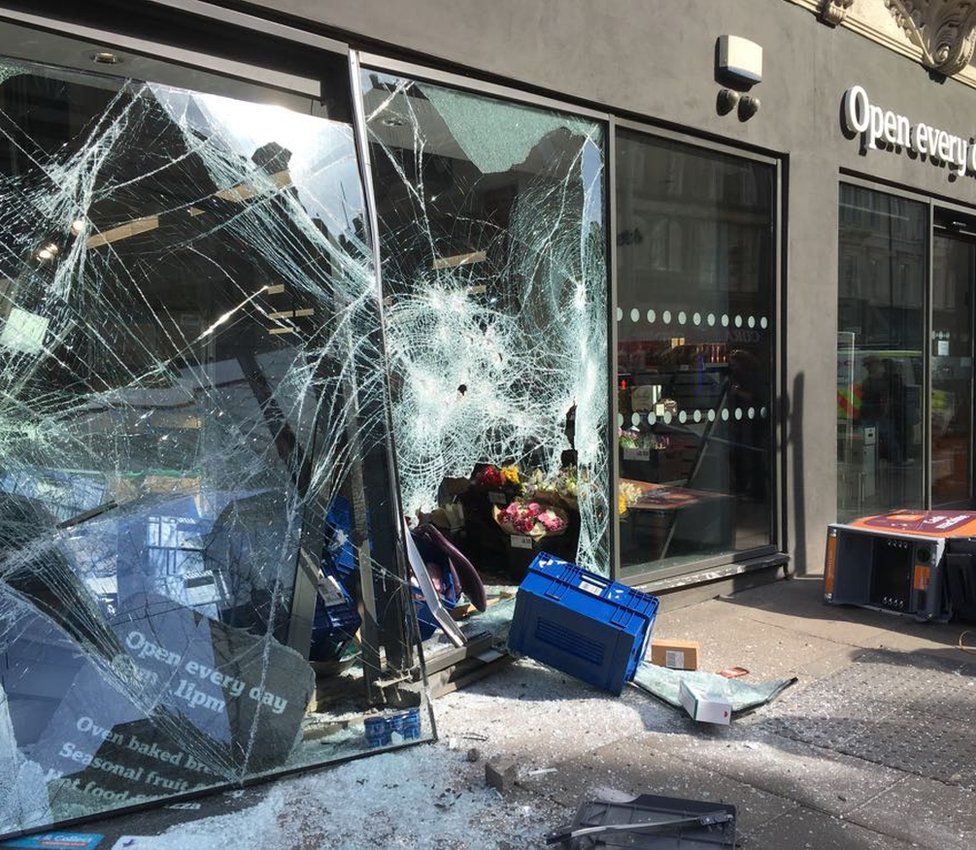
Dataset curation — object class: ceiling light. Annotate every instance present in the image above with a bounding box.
[91,51,122,65]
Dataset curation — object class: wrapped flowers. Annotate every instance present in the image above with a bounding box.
[493,499,568,538]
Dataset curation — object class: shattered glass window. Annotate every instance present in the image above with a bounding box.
[361,71,610,579]
[0,55,429,838]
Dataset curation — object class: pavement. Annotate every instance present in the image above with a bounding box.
[46,576,976,849]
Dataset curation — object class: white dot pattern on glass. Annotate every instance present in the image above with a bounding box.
[647,309,656,323]
[678,311,686,325]
[630,308,639,322]
[760,316,768,329]
[693,312,701,326]
[760,406,767,418]
[735,408,743,420]
[631,413,640,426]
[721,409,729,421]
[721,314,729,327]
[616,307,623,321]
[708,410,716,422]
[734,315,743,328]
[663,412,672,424]
[748,316,755,328]
[617,414,623,426]
[648,412,656,425]
[678,411,687,423]
[707,313,715,326]
[662,310,672,324]
[748,407,755,419]
[693,410,701,422]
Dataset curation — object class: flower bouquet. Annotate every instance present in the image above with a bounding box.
[473,463,520,488]
[493,499,569,538]
[520,466,580,512]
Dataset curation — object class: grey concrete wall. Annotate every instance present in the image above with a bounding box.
[242,0,976,572]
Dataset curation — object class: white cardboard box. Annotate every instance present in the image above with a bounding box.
[679,679,732,725]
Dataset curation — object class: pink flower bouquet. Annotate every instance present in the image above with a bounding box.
[493,499,568,538]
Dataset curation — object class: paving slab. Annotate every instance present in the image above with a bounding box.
[747,807,919,849]
[518,734,798,844]
[639,728,904,817]
[720,579,976,665]
[648,609,849,679]
[759,649,976,789]
[843,774,976,850]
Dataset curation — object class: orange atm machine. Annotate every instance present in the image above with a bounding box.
[824,510,976,622]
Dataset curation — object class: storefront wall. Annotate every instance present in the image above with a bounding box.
[243,0,976,574]
[2,0,976,835]
[6,0,976,581]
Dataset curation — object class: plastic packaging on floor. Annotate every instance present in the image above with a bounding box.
[631,663,796,717]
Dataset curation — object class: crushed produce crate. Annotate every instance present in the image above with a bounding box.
[507,553,659,694]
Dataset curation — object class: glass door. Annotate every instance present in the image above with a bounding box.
[931,231,976,508]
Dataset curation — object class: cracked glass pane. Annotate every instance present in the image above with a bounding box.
[0,53,429,838]
[361,71,610,580]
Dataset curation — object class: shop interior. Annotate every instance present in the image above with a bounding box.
[838,185,976,521]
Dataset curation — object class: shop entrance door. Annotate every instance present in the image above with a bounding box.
[931,230,976,508]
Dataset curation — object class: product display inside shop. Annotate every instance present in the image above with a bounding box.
[0,43,431,840]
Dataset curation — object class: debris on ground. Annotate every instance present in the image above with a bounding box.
[485,759,519,794]
[631,663,796,718]
[546,790,736,848]
[678,679,732,725]
[716,666,750,679]
[649,638,700,670]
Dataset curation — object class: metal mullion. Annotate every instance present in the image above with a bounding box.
[841,169,976,220]
[774,157,786,560]
[925,201,934,509]
[608,116,621,580]
[348,48,419,703]
[142,0,348,54]
[624,545,784,588]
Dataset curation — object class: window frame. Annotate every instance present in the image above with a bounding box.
[610,117,785,587]
[838,172,976,514]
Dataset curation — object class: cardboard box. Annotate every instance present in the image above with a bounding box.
[650,638,700,671]
[679,679,731,725]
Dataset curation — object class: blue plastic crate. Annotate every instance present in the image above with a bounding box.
[507,552,659,694]
[309,574,361,663]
